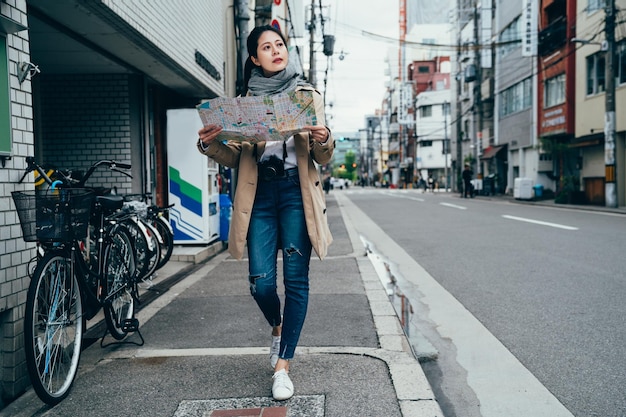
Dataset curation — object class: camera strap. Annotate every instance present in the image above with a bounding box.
[254,141,288,163]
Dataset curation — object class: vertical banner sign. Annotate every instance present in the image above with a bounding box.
[271,0,288,40]
[399,82,413,125]
[522,0,538,57]
[481,5,493,68]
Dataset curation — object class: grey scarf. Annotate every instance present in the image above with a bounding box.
[247,54,308,96]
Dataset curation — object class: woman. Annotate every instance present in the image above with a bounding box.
[197,25,334,401]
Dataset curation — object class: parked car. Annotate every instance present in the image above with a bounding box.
[330,177,346,190]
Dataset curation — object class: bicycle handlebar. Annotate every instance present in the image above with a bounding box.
[19,157,132,187]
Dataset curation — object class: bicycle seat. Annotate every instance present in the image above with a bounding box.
[96,195,125,214]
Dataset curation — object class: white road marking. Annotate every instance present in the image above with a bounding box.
[440,202,467,210]
[502,215,578,230]
[334,192,575,417]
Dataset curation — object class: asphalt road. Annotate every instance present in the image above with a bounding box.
[337,188,626,417]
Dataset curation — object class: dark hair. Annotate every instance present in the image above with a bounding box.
[243,25,288,92]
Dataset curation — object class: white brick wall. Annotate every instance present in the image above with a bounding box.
[0,0,36,406]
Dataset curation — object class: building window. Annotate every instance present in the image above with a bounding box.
[420,105,432,118]
[442,102,450,116]
[544,73,565,107]
[618,39,626,86]
[586,53,605,95]
[587,0,606,13]
[500,77,532,117]
[418,66,430,73]
[498,16,521,60]
[420,140,433,147]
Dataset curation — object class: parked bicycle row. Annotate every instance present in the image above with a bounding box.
[11,157,174,405]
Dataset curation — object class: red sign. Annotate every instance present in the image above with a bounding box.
[274,0,281,5]
[271,19,280,32]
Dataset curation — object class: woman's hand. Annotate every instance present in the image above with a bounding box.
[304,125,329,143]
[198,124,223,148]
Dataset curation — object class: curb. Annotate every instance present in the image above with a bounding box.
[335,192,444,416]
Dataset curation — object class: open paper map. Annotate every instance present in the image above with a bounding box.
[197,90,317,142]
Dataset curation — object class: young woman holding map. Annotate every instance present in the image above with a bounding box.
[197,25,334,401]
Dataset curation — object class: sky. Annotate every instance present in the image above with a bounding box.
[312,0,401,134]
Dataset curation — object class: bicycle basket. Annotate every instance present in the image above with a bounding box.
[11,189,95,242]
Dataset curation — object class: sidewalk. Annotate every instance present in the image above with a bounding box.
[0,194,442,417]
[469,191,626,215]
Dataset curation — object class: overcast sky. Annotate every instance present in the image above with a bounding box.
[317,0,401,134]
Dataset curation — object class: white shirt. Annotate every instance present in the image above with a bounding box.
[260,137,297,170]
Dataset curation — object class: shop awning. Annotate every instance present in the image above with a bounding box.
[480,145,506,160]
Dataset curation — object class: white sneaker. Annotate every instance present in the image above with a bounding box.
[272,369,294,401]
[270,335,281,368]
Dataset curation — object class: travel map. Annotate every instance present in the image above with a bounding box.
[197,90,317,142]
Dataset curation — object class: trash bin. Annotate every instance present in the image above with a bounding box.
[533,184,544,198]
[219,193,232,241]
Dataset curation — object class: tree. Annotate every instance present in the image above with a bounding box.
[344,151,357,180]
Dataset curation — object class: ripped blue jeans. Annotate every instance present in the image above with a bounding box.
[247,170,312,361]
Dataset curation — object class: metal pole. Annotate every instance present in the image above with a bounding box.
[444,101,449,192]
[235,0,250,97]
[455,0,463,193]
[473,2,482,178]
[308,0,316,87]
[604,0,617,207]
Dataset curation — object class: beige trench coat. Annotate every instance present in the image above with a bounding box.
[197,86,334,260]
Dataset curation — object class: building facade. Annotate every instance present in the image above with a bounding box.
[1,0,235,406]
[494,0,539,194]
[537,0,578,200]
[573,0,626,206]
[411,58,452,188]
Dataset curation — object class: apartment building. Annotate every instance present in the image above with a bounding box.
[573,0,626,206]
[493,1,538,195]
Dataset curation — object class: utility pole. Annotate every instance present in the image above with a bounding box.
[473,2,482,179]
[455,0,463,194]
[308,0,316,87]
[604,0,617,207]
[399,0,407,187]
[444,101,449,191]
[235,0,250,97]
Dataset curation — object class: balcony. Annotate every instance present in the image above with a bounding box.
[538,17,567,56]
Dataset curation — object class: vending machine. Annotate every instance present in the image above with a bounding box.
[166,109,220,244]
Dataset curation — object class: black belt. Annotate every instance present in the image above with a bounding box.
[259,167,298,181]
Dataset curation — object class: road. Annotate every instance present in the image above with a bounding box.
[334,188,626,417]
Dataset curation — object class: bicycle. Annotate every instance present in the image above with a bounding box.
[12,157,141,405]
[123,194,175,271]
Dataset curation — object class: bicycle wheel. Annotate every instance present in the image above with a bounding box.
[103,227,136,340]
[153,216,174,270]
[24,251,83,405]
[121,217,151,282]
[141,219,161,279]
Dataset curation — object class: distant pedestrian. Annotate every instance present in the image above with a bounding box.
[428,175,434,192]
[197,25,334,401]
[462,164,473,198]
[323,174,331,194]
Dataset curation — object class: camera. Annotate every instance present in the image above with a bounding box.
[258,155,285,181]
